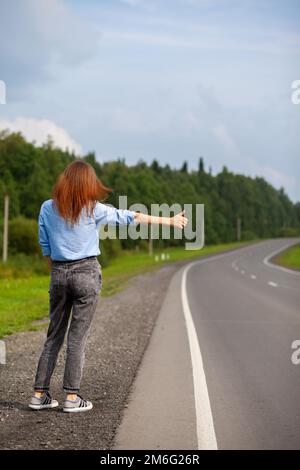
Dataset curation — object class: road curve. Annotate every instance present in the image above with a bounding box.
[113,238,300,450]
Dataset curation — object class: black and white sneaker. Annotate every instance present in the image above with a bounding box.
[29,391,59,410]
[63,395,93,413]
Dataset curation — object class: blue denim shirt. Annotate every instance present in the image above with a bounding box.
[38,199,136,261]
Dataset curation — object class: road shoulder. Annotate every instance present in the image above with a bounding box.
[0,262,179,450]
[113,266,197,450]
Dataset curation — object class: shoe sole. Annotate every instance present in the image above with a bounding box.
[29,401,59,410]
[63,403,93,413]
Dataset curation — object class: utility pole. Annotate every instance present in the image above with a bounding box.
[237,216,241,242]
[3,193,9,263]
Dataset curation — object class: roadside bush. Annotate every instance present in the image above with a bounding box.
[0,218,3,257]
[99,237,122,267]
[137,239,149,252]
[0,253,49,278]
[278,227,300,237]
[242,230,257,241]
[9,216,39,255]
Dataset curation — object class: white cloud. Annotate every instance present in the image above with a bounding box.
[0,117,82,154]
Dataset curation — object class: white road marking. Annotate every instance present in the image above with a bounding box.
[263,241,300,276]
[250,274,256,279]
[182,266,218,450]
[231,260,239,271]
[268,281,278,287]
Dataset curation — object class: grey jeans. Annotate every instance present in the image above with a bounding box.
[34,256,102,393]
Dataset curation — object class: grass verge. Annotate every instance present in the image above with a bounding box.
[272,243,300,271]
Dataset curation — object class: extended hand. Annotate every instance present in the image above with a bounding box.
[170,210,188,229]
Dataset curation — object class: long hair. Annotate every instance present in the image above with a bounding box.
[52,160,112,225]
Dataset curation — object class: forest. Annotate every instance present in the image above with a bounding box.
[0,129,299,258]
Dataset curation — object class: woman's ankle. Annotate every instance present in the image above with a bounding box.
[66,393,78,401]
[34,391,45,398]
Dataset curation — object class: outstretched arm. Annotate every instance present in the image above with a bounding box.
[133,210,188,229]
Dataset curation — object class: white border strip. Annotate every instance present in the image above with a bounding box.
[263,240,300,276]
[181,265,218,450]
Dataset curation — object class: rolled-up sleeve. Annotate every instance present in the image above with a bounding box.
[38,207,51,256]
[94,202,136,226]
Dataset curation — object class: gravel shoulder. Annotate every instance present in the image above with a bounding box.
[0,261,183,450]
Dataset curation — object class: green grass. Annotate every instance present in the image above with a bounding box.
[0,253,50,279]
[0,241,253,338]
[0,276,50,337]
[273,243,300,271]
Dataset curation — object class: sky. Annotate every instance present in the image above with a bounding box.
[0,0,299,201]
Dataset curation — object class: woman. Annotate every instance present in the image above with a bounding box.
[29,160,188,413]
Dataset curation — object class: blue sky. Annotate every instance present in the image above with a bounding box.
[0,0,299,201]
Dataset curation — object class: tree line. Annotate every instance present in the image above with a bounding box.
[0,130,299,257]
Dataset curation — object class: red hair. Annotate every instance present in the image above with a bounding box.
[52,160,112,225]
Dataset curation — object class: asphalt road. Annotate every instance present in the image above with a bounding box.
[114,238,300,450]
